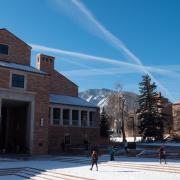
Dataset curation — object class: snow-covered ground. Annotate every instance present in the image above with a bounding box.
[111,137,142,142]
[0,155,179,180]
[111,137,180,147]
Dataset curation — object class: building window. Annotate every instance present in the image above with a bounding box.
[53,108,61,125]
[12,74,25,88]
[72,110,79,126]
[0,44,8,55]
[42,57,45,62]
[81,111,87,127]
[64,134,70,145]
[63,109,69,125]
[89,111,96,127]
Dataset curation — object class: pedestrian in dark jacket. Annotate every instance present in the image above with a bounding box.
[110,146,115,161]
[124,140,128,153]
[90,150,98,171]
[159,145,166,164]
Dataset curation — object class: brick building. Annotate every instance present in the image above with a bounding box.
[0,28,100,154]
[124,92,173,139]
[172,103,180,139]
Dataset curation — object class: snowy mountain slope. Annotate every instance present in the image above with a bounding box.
[79,88,138,111]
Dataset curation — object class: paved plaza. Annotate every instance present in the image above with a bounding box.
[0,156,179,180]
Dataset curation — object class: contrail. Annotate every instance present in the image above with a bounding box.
[31,44,144,68]
[31,44,180,79]
[51,0,174,100]
[61,67,180,78]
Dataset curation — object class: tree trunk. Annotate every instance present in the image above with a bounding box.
[121,100,126,143]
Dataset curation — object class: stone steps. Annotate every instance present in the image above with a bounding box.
[0,167,95,180]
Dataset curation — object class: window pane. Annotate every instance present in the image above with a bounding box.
[64,135,70,144]
[81,111,87,127]
[12,74,25,88]
[0,44,8,55]
[53,108,60,125]
[63,109,69,125]
[89,111,96,127]
[72,110,79,126]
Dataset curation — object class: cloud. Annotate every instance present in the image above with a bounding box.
[50,0,174,101]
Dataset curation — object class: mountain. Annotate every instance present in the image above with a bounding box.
[79,88,138,111]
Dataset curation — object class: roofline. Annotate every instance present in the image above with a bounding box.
[0,28,32,49]
[54,69,79,88]
[49,94,99,108]
[49,102,98,109]
[0,64,47,76]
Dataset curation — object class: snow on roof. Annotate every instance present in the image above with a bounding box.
[0,60,46,74]
[49,94,98,108]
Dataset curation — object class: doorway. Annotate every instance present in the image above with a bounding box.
[0,99,29,154]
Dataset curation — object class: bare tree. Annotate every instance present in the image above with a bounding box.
[131,101,139,142]
[106,83,128,143]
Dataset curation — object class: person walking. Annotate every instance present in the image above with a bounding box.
[159,145,167,164]
[124,140,128,153]
[110,146,115,161]
[90,150,98,171]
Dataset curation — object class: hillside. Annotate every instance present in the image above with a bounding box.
[79,88,138,111]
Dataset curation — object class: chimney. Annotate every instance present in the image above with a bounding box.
[157,92,161,97]
[36,54,55,73]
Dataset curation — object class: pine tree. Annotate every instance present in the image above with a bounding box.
[137,75,164,141]
[100,108,110,138]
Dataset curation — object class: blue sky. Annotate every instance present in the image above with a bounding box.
[1,0,180,102]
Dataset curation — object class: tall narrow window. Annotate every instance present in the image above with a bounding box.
[63,109,69,125]
[12,74,25,88]
[89,111,96,127]
[0,44,8,55]
[53,108,60,125]
[64,134,70,145]
[72,110,79,126]
[81,111,87,127]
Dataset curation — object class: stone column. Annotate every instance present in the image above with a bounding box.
[30,100,35,154]
[78,110,81,126]
[50,107,53,125]
[70,109,72,126]
[87,111,90,127]
[60,108,63,126]
[0,98,2,126]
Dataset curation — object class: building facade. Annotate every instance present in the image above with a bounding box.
[156,92,173,136]
[172,103,180,139]
[0,28,100,154]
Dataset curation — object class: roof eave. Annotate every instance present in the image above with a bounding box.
[49,101,98,109]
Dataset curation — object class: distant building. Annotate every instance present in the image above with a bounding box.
[172,103,180,139]
[156,92,173,136]
[0,28,100,154]
[125,112,139,138]
[125,92,173,139]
